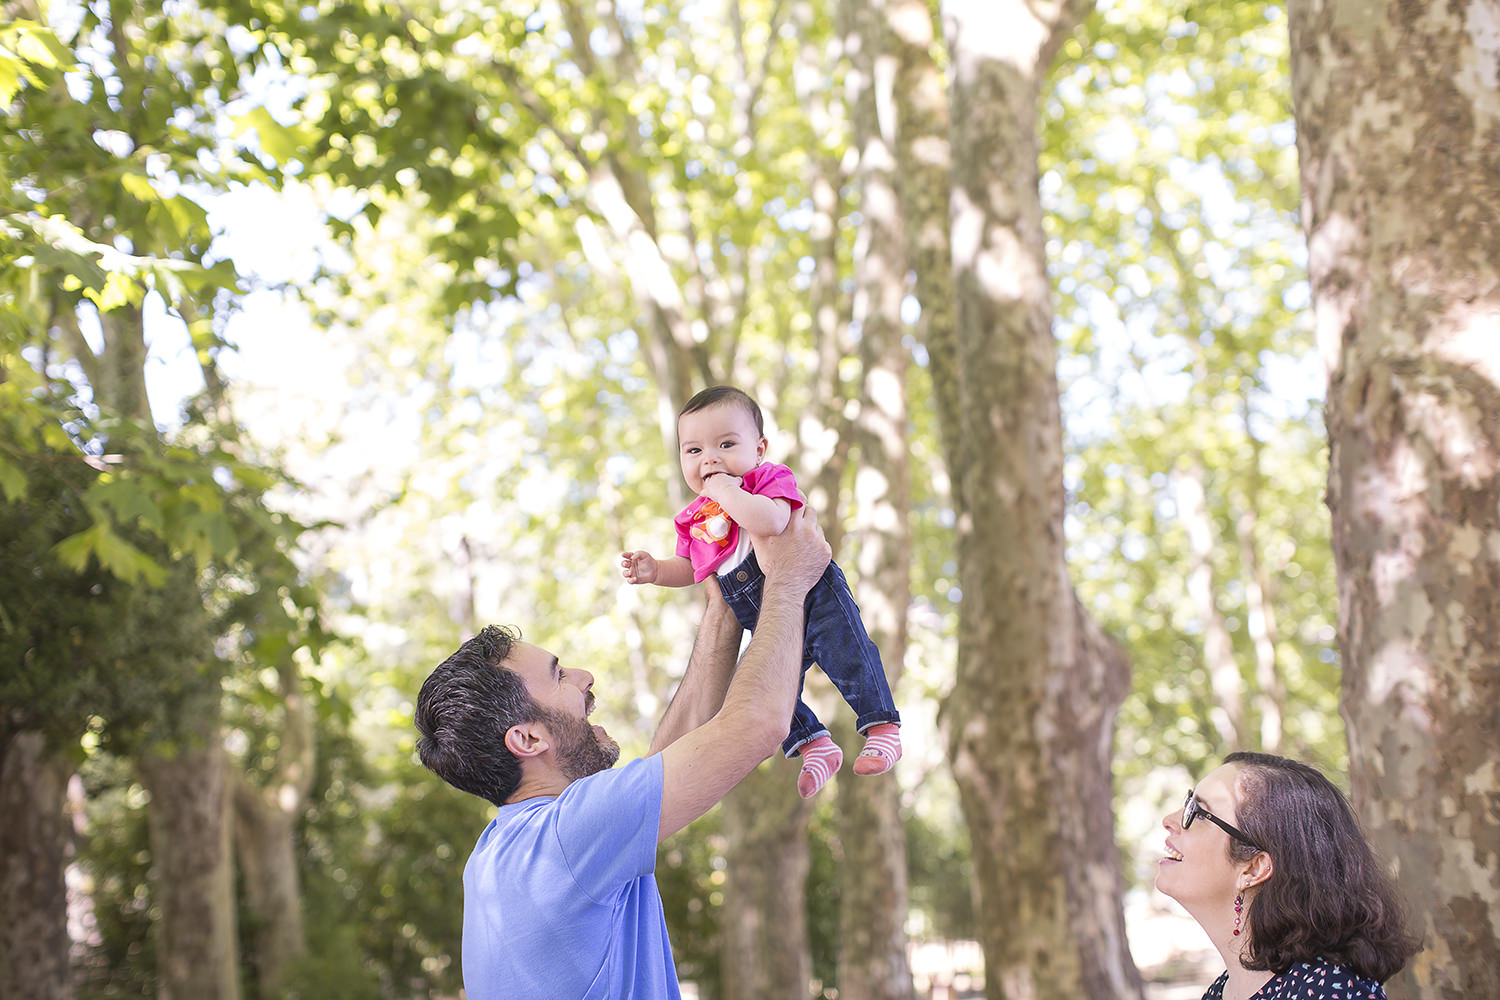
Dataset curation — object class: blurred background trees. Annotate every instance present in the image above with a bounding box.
[3,0,1493,998]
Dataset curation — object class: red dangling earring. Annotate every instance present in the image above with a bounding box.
[1232,891,1244,936]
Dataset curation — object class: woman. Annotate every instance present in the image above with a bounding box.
[1157,752,1419,1000]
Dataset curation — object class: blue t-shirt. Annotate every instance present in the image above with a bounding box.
[461,755,680,1000]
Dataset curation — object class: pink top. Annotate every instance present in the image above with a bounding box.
[674,462,806,582]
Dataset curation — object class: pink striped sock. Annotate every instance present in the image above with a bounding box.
[852,723,902,775]
[796,735,843,798]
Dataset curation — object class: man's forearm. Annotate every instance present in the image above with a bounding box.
[649,590,742,755]
[714,585,804,733]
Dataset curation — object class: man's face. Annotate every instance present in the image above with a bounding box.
[504,642,620,778]
[677,402,767,495]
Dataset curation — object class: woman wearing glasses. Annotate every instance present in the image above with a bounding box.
[1158,752,1419,1000]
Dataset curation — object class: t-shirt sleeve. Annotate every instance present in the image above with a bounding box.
[743,463,805,509]
[672,503,693,560]
[673,500,702,559]
[553,756,663,903]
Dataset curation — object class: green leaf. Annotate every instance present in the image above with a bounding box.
[108,480,166,532]
[234,106,315,165]
[93,526,167,586]
[0,455,27,501]
[120,172,156,202]
[50,524,104,574]
[13,23,72,69]
[90,270,145,312]
[49,521,170,585]
[0,59,19,105]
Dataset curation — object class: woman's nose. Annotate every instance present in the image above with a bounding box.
[1162,810,1180,833]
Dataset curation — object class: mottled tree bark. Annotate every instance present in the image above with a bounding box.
[889,0,959,472]
[1286,2,1500,996]
[832,1,917,994]
[139,700,241,1000]
[231,660,314,996]
[1235,469,1286,753]
[935,2,1141,997]
[1179,462,1246,748]
[0,732,73,1000]
[85,289,243,1000]
[719,759,814,1000]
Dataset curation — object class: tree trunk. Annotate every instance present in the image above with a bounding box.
[936,2,1142,997]
[230,661,314,996]
[1235,477,1285,753]
[232,788,303,999]
[1178,462,1246,748]
[0,731,73,1000]
[139,702,241,1000]
[889,0,958,471]
[83,287,243,1000]
[719,760,814,1000]
[1286,2,1500,997]
[831,1,917,995]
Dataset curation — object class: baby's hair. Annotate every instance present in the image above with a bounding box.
[680,385,764,437]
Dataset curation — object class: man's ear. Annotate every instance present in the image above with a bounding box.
[1241,850,1274,891]
[504,722,549,759]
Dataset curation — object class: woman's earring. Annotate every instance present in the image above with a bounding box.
[1232,892,1245,936]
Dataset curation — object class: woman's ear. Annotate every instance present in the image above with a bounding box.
[1241,850,1274,891]
[504,722,549,759]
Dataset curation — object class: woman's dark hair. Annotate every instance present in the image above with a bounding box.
[414,625,537,806]
[1225,752,1420,982]
[680,385,764,436]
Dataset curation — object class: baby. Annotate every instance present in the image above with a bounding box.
[622,385,901,797]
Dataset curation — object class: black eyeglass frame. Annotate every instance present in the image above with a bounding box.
[1182,789,1264,852]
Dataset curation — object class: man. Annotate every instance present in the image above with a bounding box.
[414,506,831,999]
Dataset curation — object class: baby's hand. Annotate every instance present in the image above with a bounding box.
[700,472,743,502]
[621,550,659,585]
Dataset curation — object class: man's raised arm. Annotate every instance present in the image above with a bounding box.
[649,578,743,756]
[655,506,830,842]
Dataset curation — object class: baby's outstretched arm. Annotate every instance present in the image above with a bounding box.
[622,550,697,587]
[701,475,792,536]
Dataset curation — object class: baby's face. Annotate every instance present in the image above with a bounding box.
[677,402,766,494]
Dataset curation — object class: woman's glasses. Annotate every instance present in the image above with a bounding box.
[1183,789,1264,852]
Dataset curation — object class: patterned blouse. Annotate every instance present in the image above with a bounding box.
[1203,959,1387,1000]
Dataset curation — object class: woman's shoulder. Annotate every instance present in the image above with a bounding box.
[1268,959,1387,999]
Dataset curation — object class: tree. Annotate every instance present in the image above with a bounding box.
[0,438,114,1000]
[931,1,1142,997]
[1285,1,1500,996]
[1043,0,1345,823]
[832,0,916,996]
[2,4,327,992]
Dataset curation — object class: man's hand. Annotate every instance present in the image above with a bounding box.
[621,550,659,585]
[750,505,829,598]
[699,472,744,503]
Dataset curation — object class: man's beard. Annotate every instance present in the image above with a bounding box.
[538,707,620,780]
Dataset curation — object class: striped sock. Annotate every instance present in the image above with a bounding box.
[852,723,902,775]
[796,735,843,798]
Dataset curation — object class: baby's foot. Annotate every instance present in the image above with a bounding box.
[852,723,902,775]
[796,735,843,798]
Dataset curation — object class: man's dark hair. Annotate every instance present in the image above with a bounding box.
[1225,751,1420,982]
[415,625,536,806]
[680,385,764,437]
